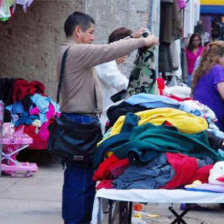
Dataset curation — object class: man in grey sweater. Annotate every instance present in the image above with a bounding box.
[58,11,158,224]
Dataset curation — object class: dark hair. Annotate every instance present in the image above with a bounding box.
[108,27,132,44]
[64,12,95,37]
[187,33,202,51]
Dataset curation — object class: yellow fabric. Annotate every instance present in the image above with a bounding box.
[201,0,224,5]
[106,151,113,157]
[110,108,208,136]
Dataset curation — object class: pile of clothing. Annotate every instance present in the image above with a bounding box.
[93,93,224,191]
[1,78,59,149]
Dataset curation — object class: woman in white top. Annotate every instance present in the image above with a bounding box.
[95,27,143,129]
[95,27,133,109]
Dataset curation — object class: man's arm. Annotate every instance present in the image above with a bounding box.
[70,35,158,69]
[217,82,224,100]
[214,65,224,100]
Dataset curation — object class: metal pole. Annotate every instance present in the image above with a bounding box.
[148,0,161,77]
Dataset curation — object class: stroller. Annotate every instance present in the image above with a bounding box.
[0,102,38,177]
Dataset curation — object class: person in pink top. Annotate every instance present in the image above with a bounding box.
[186,33,203,86]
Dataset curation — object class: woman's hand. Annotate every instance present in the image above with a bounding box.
[131,28,145,38]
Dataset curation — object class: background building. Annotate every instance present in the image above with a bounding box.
[200,0,224,41]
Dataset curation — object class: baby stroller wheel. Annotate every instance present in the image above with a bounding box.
[25,171,33,177]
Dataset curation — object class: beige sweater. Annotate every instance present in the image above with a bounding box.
[57,38,145,114]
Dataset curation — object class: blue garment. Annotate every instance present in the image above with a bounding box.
[31,94,50,123]
[113,153,175,189]
[62,113,99,224]
[125,93,181,109]
[12,102,25,114]
[14,113,39,127]
[31,94,60,123]
[5,104,13,112]
[6,102,25,114]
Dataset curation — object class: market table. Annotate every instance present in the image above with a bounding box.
[91,188,224,224]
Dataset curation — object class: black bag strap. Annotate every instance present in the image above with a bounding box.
[56,48,70,104]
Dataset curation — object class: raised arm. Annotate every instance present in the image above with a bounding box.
[69,35,159,69]
[217,82,224,100]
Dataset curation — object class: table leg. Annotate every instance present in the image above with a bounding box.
[108,200,113,224]
[169,206,189,224]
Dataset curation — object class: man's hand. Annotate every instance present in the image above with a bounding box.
[143,35,159,47]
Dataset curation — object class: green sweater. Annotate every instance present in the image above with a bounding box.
[94,121,223,167]
[112,123,222,163]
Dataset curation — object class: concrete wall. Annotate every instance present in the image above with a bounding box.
[85,0,151,76]
[0,0,84,98]
[0,0,151,98]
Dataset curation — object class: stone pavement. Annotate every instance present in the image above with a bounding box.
[0,162,63,224]
[1,161,224,224]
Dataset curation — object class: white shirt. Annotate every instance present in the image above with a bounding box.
[95,60,128,130]
[95,60,128,110]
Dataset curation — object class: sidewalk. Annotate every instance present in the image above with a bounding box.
[0,162,63,224]
[1,161,224,224]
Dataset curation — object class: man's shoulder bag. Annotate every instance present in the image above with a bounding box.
[48,48,102,163]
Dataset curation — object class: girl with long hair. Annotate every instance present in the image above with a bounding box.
[186,33,203,86]
[192,41,224,131]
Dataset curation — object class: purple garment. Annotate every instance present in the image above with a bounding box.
[193,65,224,131]
[177,0,187,10]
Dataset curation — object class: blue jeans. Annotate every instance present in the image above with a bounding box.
[63,162,96,224]
[62,113,98,224]
[63,113,98,124]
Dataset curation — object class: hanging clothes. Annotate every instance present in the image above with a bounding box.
[177,0,187,10]
[0,0,11,21]
[160,0,182,44]
[159,43,173,73]
[127,46,159,96]
[13,0,34,12]
[159,0,183,75]
[181,39,188,82]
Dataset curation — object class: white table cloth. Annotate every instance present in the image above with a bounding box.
[91,189,224,224]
